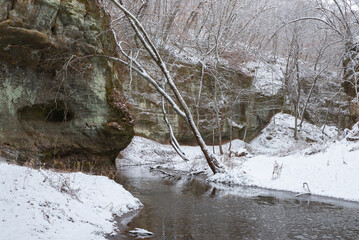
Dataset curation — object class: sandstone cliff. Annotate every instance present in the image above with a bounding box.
[123,58,283,144]
[0,0,133,173]
[122,56,354,145]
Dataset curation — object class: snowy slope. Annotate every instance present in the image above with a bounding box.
[118,136,247,173]
[118,136,208,172]
[0,162,142,240]
[250,113,338,156]
[210,136,359,201]
[210,115,359,201]
[119,113,359,202]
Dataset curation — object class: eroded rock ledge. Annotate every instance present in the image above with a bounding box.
[0,0,133,174]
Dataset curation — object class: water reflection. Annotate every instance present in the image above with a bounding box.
[110,166,359,240]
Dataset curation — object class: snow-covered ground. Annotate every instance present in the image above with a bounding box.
[118,135,218,173]
[249,113,339,156]
[0,162,142,240]
[119,113,359,202]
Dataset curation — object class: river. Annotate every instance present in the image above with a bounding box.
[110,166,359,240]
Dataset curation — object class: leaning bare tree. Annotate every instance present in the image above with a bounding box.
[104,0,223,174]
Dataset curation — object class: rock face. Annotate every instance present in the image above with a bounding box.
[0,0,134,172]
[122,57,354,145]
[342,42,359,122]
[123,60,282,144]
[300,73,356,129]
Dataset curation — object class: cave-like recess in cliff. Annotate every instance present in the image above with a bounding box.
[17,100,74,123]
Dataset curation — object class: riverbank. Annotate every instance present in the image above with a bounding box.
[0,161,142,240]
[114,165,359,240]
[119,113,359,202]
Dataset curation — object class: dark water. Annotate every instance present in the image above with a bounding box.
[111,167,359,240]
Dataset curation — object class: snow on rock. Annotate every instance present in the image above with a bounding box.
[228,119,245,129]
[250,113,337,156]
[246,60,284,96]
[129,228,154,238]
[0,162,142,240]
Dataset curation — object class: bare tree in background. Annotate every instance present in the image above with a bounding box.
[96,0,359,151]
[103,0,223,174]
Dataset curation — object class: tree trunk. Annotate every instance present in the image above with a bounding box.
[110,0,223,173]
[294,59,300,140]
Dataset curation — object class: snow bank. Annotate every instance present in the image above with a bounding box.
[246,60,284,96]
[119,113,359,202]
[119,136,179,166]
[210,137,359,201]
[250,113,337,155]
[210,114,359,201]
[118,136,248,173]
[0,162,142,240]
[118,136,209,172]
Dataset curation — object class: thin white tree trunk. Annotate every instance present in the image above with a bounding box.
[110,0,223,173]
